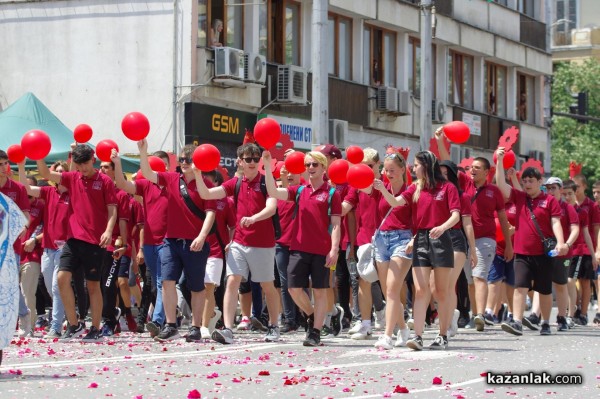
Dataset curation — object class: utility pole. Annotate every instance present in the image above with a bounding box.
[311,0,328,148]
[419,0,433,151]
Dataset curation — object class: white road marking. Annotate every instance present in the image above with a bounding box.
[338,377,485,398]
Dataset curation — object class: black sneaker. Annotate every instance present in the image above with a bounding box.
[154,325,180,342]
[185,326,202,342]
[522,314,540,331]
[82,326,103,342]
[280,321,298,333]
[303,329,321,347]
[557,316,568,332]
[250,316,268,332]
[304,314,314,338]
[320,325,334,338]
[457,314,470,328]
[331,305,344,337]
[146,321,161,338]
[501,320,523,336]
[483,313,495,326]
[61,322,85,340]
[578,315,588,326]
[539,322,551,335]
[593,313,600,325]
[407,335,424,351]
[428,334,448,350]
[212,328,234,345]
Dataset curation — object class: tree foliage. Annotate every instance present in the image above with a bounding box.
[551,59,600,183]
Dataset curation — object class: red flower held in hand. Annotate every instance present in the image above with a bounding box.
[393,385,409,393]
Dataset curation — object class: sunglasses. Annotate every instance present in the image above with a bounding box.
[385,153,405,162]
[242,157,261,164]
[305,162,321,168]
[178,157,193,164]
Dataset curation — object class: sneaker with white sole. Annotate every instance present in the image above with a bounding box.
[406,318,414,330]
[350,323,372,340]
[474,314,485,331]
[406,335,423,351]
[212,328,234,344]
[264,325,280,342]
[236,316,251,331]
[200,326,211,339]
[374,335,394,350]
[61,321,85,340]
[207,308,222,333]
[428,334,448,350]
[82,326,103,342]
[374,307,386,330]
[46,329,62,339]
[348,320,362,335]
[448,309,460,337]
[395,327,410,347]
[18,312,33,338]
[154,325,180,342]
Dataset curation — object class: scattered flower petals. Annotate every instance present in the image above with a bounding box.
[187,389,201,399]
[486,389,494,393]
[394,385,409,393]
[258,370,270,376]
[88,382,98,388]
[432,376,443,385]
[8,369,22,375]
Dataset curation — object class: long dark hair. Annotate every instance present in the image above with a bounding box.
[413,151,446,202]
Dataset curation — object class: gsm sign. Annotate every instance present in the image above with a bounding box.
[212,114,240,135]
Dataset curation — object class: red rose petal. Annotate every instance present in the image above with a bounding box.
[394,385,409,393]
[258,370,270,376]
[432,376,443,385]
[187,389,201,399]
[88,382,98,388]
[284,380,293,386]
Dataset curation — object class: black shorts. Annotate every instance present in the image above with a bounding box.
[118,256,131,278]
[413,230,454,268]
[58,238,104,281]
[514,254,553,295]
[569,255,595,280]
[448,229,467,254]
[551,257,570,285]
[288,250,330,289]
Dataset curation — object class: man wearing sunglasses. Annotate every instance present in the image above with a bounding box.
[196,143,280,344]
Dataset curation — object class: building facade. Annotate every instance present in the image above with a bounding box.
[0,0,553,173]
[551,0,600,62]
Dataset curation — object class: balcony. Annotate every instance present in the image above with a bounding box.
[520,14,547,51]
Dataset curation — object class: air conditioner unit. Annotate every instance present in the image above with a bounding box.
[376,87,399,113]
[432,99,446,123]
[450,145,461,164]
[277,65,308,104]
[214,47,245,80]
[328,119,348,149]
[244,52,267,84]
[398,90,411,115]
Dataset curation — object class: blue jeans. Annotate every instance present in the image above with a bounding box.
[41,248,65,332]
[143,244,165,326]
[275,244,296,324]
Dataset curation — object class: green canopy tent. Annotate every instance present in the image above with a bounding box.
[0,92,140,172]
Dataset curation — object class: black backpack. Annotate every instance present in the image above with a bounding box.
[233,175,282,239]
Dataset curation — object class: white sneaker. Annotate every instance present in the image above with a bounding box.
[18,311,33,338]
[448,309,460,338]
[374,307,386,330]
[207,308,222,333]
[407,318,414,330]
[348,320,362,335]
[200,326,211,339]
[350,323,372,340]
[374,335,394,350]
[395,327,410,347]
[237,316,251,330]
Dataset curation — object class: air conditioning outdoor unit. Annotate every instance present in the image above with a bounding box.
[214,47,245,81]
[376,87,399,113]
[244,52,267,84]
[277,65,308,104]
[328,119,348,149]
[432,99,446,123]
[398,90,411,115]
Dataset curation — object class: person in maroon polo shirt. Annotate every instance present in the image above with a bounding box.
[263,150,342,347]
[495,148,568,336]
[37,145,118,341]
[196,143,280,345]
[375,150,460,350]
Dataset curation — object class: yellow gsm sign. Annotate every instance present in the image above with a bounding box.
[212,114,240,135]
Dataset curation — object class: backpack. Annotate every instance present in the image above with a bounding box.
[233,175,281,239]
[293,185,337,233]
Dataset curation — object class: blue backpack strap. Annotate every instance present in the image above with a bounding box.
[328,187,336,216]
[292,185,305,219]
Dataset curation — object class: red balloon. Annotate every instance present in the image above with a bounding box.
[121,112,150,141]
[254,118,282,149]
[284,151,306,175]
[7,144,25,163]
[347,164,375,189]
[346,146,364,164]
[96,139,119,162]
[148,155,167,173]
[493,149,516,169]
[193,144,221,172]
[74,124,93,143]
[135,169,146,181]
[443,121,470,144]
[21,130,51,160]
[328,159,349,184]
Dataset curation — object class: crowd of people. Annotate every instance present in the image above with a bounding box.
[1,132,599,364]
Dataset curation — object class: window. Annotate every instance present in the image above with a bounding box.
[517,73,535,124]
[448,51,474,109]
[493,0,509,6]
[554,0,577,46]
[259,0,302,65]
[485,62,507,117]
[197,0,244,49]
[327,14,352,80]
[408,37,436,98]
[363,25,396,87]
[519,0,534,18]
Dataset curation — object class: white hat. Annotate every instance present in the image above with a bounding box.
[544,177,563,187]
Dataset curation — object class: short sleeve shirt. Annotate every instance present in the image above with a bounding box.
[401,182,460,230]
[135,179,168,246]
[39,186,70,250]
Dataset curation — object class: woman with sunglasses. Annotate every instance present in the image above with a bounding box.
[374,151,460,350]
[372,152,412,349]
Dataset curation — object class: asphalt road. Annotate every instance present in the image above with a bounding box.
[0,308,598,399]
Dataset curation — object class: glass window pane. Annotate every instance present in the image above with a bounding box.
[384,32,396,87]
[339,19,351,80]
[285,3,300,65]
[327,17,335,75]
[497,66,506,117]
[415,44,421,96]
[526,76,535,124]
[447,53,454,104]
[226,3,243,48]
[463,56,473,108]
[198,0,208,47]
[259,2,267,57]
[363,28,371,85]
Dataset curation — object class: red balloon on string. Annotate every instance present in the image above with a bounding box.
[7,144,25,163]
[21,130,52,160]
[284,151,306,174]
[443,121,470,144]
[253,118,282,149]
[121,112,150,141]
[74,124,93,143]
[96,139,119,162]
[493,149,516,169]
[347,164,375,189]
[346,146,364,164]
[192,144,221,172]
[328,159,350,184]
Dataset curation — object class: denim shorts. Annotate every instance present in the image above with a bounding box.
[487,254,515,286]
[373,229,413,262]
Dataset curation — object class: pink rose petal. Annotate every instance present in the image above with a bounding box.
[88,382,98,388]
[432,376,443,385]
[187,389,201,399]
